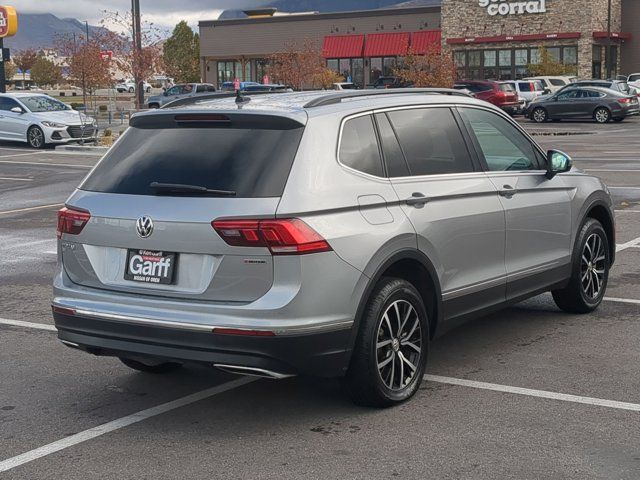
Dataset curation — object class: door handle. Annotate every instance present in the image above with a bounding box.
[405,192,428,206]
[498,185,518,198]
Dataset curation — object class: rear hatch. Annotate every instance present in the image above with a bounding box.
[59,110,305,303]
[497,83,518,105]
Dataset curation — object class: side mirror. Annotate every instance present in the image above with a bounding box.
[546,150,572,179]
[10,106,23,114]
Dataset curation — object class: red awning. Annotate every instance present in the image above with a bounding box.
[364,32,410,57]
[593,31,632,40]
[322,35,365,59]
[410,30,442,54]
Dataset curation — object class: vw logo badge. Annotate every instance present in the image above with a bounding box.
[136,216,154,238]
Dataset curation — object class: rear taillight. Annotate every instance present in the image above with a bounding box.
[212,218,332,255]
[57,207,91,239]
[618,97,632,104]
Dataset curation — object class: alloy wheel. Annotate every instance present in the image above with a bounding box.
[532,108,547,123]
[28,128,44,148]
[376,299,423,391]
[595,108,610,123]
[581,232,606,299]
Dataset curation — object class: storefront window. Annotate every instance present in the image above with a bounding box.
[327,59,339,73]
[383,57,397,76]
[529,48,540,65]
[256,59,269,82]
[454,51,466,68]
[592,46,603,78]
[498,50,512,67]
[563,47,578,65]
[339,59,351,80]
[352,58,364,86]
[467,51,480,68]
[370,58,383,83]
[547,47,561,63]
[484,51,496,67]
[515,49,528,66]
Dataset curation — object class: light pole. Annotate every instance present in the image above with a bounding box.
[132,0,143,109]
[606,0,612,79]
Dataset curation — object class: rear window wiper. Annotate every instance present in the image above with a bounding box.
[149,182,236,196]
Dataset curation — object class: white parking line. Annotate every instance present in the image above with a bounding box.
[0,377,256,473]
[616,236,640,252]
[0,203,64,216]
[0,160,93,168]
[604,297,640,306]
[615,210,640,214]
[0,317,57,332]
[425,375,640,412]
[585,169,640,173]
[0,176,32,181]
[0,152,46,159]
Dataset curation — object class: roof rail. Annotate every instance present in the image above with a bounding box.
[303,88,472,108]
[161,89,289,109]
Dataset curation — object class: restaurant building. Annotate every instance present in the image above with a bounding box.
[198,0,639,88]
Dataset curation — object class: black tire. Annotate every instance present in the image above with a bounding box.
[343,277,429,408]
[552,218,610,313]
[531,107,548,123]
[27,126,46,149]
[594,107,611,124]
[146,87,151,93]
[119,357,182,374]
[128,86,135,93]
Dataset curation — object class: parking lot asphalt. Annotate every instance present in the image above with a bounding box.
[1,116,640,480]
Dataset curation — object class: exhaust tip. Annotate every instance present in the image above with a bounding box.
[213,363,295,380]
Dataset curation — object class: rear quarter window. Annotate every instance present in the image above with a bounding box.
[339,115,384,177]
[499,83,515,92]
[80,115,305,198]
[549,79,566,86]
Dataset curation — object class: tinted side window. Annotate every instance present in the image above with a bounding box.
[550,79,566,86]
[387,108,474,176]
[517,82,532,91]
[460,108,540,172]
[339,115,384,177]
[0,98,20,111]
[375,113,409,177]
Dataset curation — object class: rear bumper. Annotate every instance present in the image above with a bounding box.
[54,309,352,377]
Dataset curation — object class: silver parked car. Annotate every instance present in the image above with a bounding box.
[54,89,615,407]
[145,83,217,109]
[0,93,97,149]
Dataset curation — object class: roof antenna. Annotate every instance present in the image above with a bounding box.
[235,89,250,108]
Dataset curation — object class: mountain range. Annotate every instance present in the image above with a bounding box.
[5,14,109,52]
[7,1,440,52]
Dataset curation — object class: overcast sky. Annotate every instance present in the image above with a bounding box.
[19,0,264,28]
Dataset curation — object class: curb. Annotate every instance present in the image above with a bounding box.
[54,145,109,155]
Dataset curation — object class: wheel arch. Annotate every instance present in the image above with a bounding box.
[575,196,615,267]
[348,250,443,355]
[26,124,45,144]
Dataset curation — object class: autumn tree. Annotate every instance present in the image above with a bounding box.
[526,46,575,76]
[267,39,325,90]
[30,56,62,87]
[163,21,200,83]
[55,33,113,104]
[314,69,345,89]
[393,46,456,88]
[4,61,17,82]
[13,48,38,84]
[101,10,163,108]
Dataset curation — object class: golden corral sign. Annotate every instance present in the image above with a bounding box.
[0,6,17,38]
[479,0,547,16]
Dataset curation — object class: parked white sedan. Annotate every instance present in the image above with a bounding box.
[115,79,152,93]
[0,93,97,149]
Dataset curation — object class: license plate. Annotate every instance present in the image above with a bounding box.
[124,249,177,285]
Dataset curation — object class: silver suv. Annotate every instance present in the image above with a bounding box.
[53,90,615,407]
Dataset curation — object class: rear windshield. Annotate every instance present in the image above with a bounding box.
[499,83,515,92]
[81,117,304,198]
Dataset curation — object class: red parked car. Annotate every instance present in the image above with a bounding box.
[453,80,523,115]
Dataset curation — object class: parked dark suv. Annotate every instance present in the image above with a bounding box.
[454,80,522,114]
[370,76,412,89]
